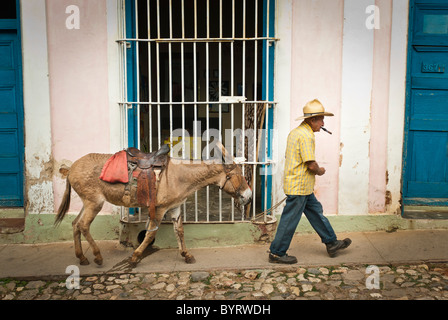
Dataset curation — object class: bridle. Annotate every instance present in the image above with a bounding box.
[219,164,245,197]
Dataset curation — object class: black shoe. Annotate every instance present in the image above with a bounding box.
[326,238,352,257]
[268,253,298,264]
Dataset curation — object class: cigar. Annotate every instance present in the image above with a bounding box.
[321,127,332,135]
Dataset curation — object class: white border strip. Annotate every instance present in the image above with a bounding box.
[338,0,374,215]
[20,0,54,214]
[386,0,409,214]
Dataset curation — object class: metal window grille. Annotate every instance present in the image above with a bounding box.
[117,0,276,223]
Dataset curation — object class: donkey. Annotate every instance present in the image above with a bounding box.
[55,143,252,266]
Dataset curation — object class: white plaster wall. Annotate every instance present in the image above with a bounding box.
[338,0,375,215]
[106,0,123,153]
[20,0,54,214]
[386,0,409,214]
[273,0,293,214]
[105,0,123,215]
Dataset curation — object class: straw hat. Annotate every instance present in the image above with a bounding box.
[295,99,334,121]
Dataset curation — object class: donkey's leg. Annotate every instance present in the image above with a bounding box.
[74,200,104,265]
[72,207,89,265]
[171,206,195,264]
[130,211,162,265]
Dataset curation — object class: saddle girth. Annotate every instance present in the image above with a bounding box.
[123,145,170,221]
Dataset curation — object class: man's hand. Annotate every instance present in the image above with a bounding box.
[317,167,326,176]
[307,161,326,176]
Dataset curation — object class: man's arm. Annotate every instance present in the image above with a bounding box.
[306,161,326,176]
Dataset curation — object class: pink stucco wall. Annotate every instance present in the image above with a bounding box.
[368,0,392,213]
[43,0,394,215]
[46,0,110,211]
[290,0,344,214]
[290,0,393,214]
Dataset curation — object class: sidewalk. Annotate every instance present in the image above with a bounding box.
[0,229,447,279]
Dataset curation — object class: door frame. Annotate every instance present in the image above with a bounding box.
[402,0,448,208]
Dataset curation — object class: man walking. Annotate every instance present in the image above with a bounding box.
[269,99,351,264]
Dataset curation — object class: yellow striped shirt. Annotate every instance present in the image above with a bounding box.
[283,121,316,195]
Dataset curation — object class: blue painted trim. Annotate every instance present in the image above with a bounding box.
[260,0,275,211]
[15,0,24,207]
[402,0,414,212]
[403,198,448,207]
[125,0,138,215]
[125,0,138,149]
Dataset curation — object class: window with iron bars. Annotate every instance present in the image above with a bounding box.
[118,0,276,223]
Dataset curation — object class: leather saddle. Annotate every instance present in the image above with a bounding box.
[126,144,170,169]
[123,144,170,221]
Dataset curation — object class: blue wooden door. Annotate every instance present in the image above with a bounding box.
[0,0,24,207]
[403,0,448,206]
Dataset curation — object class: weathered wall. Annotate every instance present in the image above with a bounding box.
[46,0,111,213]
[10,0,446,246]
[289,0,344,215]
[275,0,408,216]
[368,0,392,213]
[20,0,408,221]
[21,0,54,214]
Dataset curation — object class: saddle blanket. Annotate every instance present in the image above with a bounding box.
[99,150,129,183]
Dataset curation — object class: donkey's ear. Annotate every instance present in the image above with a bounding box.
[216,140,233,164]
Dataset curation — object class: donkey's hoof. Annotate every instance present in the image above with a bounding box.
[79,258,90,265]
[130,255,140,266]
[94,257,103,266]
[185,255,196,264]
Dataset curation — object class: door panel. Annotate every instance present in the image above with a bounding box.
[407,131,448,197]
[404,1,448,206]
[0,31,24,207]
[410,90,448,131]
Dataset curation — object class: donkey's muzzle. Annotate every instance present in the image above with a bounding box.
[239,188,252,206]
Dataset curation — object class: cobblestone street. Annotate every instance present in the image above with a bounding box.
[1,262,447,301]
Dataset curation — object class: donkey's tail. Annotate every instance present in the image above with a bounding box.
[55,178,71,226]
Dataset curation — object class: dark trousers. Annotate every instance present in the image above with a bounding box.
[269,193,337,256]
